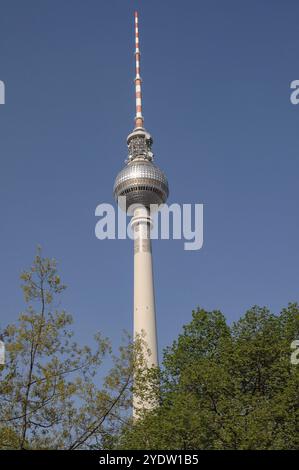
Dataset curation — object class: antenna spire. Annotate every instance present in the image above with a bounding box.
[134,11,144,129]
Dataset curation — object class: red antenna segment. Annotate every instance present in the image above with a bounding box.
[134,11,144,129]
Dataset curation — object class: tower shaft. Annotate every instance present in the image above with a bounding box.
[131,207,158,416]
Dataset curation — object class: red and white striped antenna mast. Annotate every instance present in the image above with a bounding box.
[134,11,144,129]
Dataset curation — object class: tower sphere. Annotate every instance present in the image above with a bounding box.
[113,128,169,213]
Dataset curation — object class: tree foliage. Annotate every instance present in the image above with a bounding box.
[0,249,133,449]
[120,306,299,450]
[1,250,298,450]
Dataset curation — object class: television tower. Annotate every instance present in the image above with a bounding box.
[113,12,169,415]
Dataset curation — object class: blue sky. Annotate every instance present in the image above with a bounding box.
[0,0,298,360]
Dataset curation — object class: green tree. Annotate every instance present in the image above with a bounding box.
[0,249,133,449]
[120,306,299,450]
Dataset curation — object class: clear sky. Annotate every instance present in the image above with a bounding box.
[0,0,298,359]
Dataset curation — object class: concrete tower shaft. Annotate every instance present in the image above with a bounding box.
[131,208,158,368]
[131,207,158,416]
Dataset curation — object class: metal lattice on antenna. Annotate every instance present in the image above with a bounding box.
[134,11,144,129]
